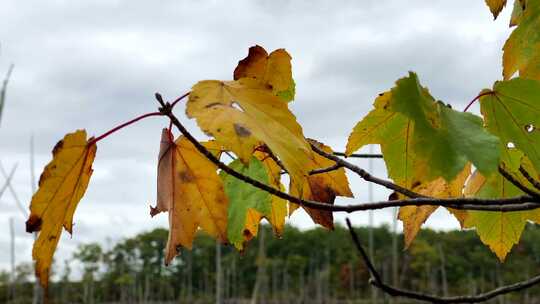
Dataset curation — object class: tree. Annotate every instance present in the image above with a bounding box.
[22,1,540,302]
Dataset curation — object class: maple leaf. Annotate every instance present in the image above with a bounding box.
[234,45,295,102]
[390,72,499,181]
[347,73,499,182]
[221,157,277,250]
[290,139,353,229]
[187,77,312,193]
[480,78,540,174]
[464,149,540,261]
[503,0,540,79]
[485,0,508,19]
[346,91,425,190]
[398,164,470,248]
[25,130,97,287]
[152,130,228,264]
[510,0,526,26]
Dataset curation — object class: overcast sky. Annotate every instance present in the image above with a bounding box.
[0,1,514,274]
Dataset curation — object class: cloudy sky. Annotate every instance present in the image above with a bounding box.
[0,0,515,273]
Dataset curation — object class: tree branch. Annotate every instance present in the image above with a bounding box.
[346,218,540,303]
[499,166,540,198]
[332,152,383,158]
[309,163,343,175]
[519,166,540,192]
[310,143,423,198]
[163,106,540,213]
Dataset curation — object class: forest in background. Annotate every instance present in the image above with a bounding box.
[2,223,540,304]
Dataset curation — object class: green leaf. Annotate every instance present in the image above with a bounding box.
[346,92,422,189]
[390,72,500,181]
[503,0,540,79]
[480,78,540,173]
[510,0,526,26]
[220,157,273,250]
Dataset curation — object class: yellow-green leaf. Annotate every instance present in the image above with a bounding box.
[503,0,540,79]
[463,149,539,261]
[25,130,97,287]
[186,78,312,192]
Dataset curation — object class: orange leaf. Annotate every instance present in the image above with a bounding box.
[290,139,353,229]
[26,130,97,287]
[398,163,470,248]
[152,130,228,264]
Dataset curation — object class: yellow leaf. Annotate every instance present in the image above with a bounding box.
[290,139,354,229]
[187,78,312,193]
[25,130,97,287]
[398,164,470,248]
[234,45,295,102]
[485,0,508,19]
[152,130,228,264]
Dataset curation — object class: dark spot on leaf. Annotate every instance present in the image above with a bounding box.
[48,235,57,241]
[205,102,221,109]
[26,215,42,233]
[178,171,195,183]
[234,124,251,137]
[52,139,64,156]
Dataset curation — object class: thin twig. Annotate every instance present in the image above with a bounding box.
[346,218,540,303]
[310,143,423,198]
[309,164,343,175]
[0,161,27,217]
[519,166,540,192]
[0,164,17,202]
[499,166,540,197]
[163,107,540,213]
[333,152,383,158]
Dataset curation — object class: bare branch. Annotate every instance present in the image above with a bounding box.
[309,163,343,175]
[346,218,540,303]
[0,163,17,202]
[310,143,423,198]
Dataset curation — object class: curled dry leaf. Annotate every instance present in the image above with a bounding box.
[26,130,97,287]
[290,139,353,229]
[398,164,471,248]
[152,130,228,264]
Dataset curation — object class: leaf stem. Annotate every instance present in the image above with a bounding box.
[463,91,494,112]
[88,112,163,146]
[170,92,190,109]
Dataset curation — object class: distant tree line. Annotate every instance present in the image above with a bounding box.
[2,223,540,303]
